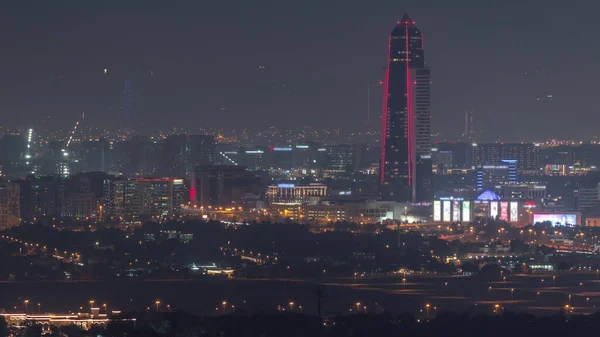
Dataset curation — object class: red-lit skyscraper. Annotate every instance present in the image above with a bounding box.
[380,14,432,202]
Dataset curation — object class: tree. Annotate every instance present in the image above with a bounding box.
[461,261,480,273]
[556,261,571,271]
[0,316,8,337]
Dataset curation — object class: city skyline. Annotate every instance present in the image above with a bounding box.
[1,1,600,141]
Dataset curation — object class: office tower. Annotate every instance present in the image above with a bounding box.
[103,178,139,221]
[380,14,432,202]
[325,144,356,174]
[0,182,20,229]
[269,146,294,170]
[476,159,518,191]
[80,140,110,173]
[463,110,474,139]
[1,132,25,175]
[162,135,215,178]
[137,178,184,218]
[103,177,184,221]
[62,172,111,219]
[575,186,599,214]
[471,143,540,171]
[18,175,64,221]
[193,165,267,207]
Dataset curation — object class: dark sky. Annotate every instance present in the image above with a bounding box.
[1,0,599,141]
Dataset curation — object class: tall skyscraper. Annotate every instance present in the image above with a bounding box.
[380,14,432,202]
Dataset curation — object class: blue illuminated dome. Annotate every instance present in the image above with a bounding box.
[476,190,501,201]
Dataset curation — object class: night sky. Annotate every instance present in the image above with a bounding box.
[1,1,599,141]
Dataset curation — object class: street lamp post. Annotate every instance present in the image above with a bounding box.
[425,304,430,318]
[511,289,514,305]
[24,300,29,313]
[222,301,227,314]
[155,300,161,311]
[289,302,295,312]
[37,303,41,313]
[355,302,361,313]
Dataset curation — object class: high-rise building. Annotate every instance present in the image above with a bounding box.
[380,14,432,202]
[325,144,356,174]
[137,178,184,219]
[476,160,518,191]
[575,186,599,214]
[18,175,64,221]
[104,178,139,222]
[193,165,267,207]
[103,177,184,221]
[1,132,25,176]
[0,182,20,229]
[161,135,215,178]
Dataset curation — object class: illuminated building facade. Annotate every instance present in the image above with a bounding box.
[137,178,184,218]
[267,183,327,204]
[472,143,539,171]
[475,159,517,191]
[380,14,432,203]
[103,178,184,221]
[433,190,524,223]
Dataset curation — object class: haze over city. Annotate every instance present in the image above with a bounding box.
[2,1,600,141]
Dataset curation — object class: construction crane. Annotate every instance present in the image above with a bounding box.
[65,112,84,148]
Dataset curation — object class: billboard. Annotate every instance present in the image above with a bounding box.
[443,201,451,222]
[452,201,461,222]
[462,201,471,222]
[490,201,499,218]
[500,202,508,221]
[533,213,578,227]
[433,201,441,221]
[510,202,519,222]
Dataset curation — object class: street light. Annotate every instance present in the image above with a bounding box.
[568,295,572,305]
[89,300,95,311]
[355,302,361,313]
[37,303,41,313]
[537,292,540,300]
[289,302,295,311]
[222,301,227,314]
[24,300,29,313]
[425,304,430,318]
[167,304,171,312]
[511,289,514,304]
[155,300,161,311]
[103,303,107,312]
